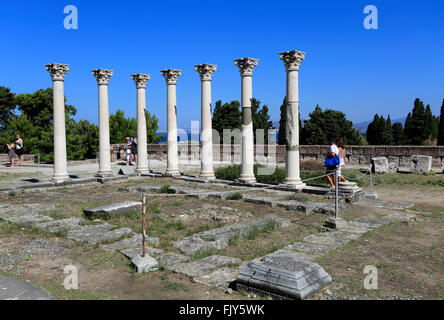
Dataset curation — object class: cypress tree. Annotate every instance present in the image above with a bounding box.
[383,115,394,145]
[392,122,405,145]
[409,98,426,145]
[278,97,287,145]
[424,104,435,144]
[404,112,412,144]
[438,99,444,146]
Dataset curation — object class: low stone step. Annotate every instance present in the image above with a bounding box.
[265,249,314,261]
[83,201,142,219]
[158,253,188,267]
[67,224,133,245]
[326,230,361,240]
[101,234,159,251]
[36,217,85,233]
[17,215,54,226]
[119,246,164,259]
[284,242,333,256]
[167,255,241,278]
[193,267,240,288]
[302,234,348,247]
[355,217,391,225]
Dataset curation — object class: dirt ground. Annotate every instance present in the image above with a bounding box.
[0,171,443,300]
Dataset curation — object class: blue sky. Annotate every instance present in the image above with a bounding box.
[1,0,443,130]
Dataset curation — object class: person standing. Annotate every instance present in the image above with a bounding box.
[337,138,347,182]
[325,138,340,188]
[131,137,138,165]
[6,141,16,168]
[124,137,132,166]
[15,134,24,166]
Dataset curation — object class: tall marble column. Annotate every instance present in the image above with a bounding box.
[279,50,306,188]
[234,57,259,183]
[45,63,70,182]
[131,73,151,174]
[92,69,113,177]
[160,69,182,176]
[195,64,217,179]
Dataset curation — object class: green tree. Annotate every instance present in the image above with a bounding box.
[408,98,426,145]
[212,100,242,143]
[300,105,362,145]
[383,115,394,145]
[424,104,435,144]
[109,109,137,144]
[404,112,413,144]
[392,122,405,145]
[0,86,16,129]
[438,99,444,146]
[250,98,272,144]
[145,109,164,143]
[366,114,385,145]
[278,97,287,145]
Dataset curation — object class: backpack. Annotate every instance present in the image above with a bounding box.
[324,154,340,167]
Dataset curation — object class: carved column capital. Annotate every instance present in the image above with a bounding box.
[194,64,217,81]
[92,69,114,85]
[45,63,70,81]
[279,50,306,72]
[131,73,151,89]
[160,69,182,85]
[234,57,259,77]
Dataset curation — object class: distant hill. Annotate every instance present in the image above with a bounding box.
[353,117,406,134]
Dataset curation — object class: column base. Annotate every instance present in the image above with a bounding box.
[96,170,113,178]
[199,171,215,180]
[52,174,70,183]
[165,168,180,177]
[135,167,149,175]
[283,177,306,189]
[239,174,256,184]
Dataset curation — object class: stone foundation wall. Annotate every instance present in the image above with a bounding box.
[0,154,36,163]
[110,144,444,166]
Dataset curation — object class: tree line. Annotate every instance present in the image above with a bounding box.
[0,86,162,163]
[366,98,444,145]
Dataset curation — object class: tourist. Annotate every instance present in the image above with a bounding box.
[131,136,138,165]
[15,134,24,166]
[124,137,132,166]
[6,141,16,168]
[337,138,347,182]
[324,138,340,188]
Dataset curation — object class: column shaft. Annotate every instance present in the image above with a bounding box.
[240,75,256,183]
[52,80,69,181]
[166,83,179,176]
[97,84,112,176]
[200,80,215,178]
[136,87,149,174]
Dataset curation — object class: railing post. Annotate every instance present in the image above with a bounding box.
[142,193,146,258]
[335,167,339,219]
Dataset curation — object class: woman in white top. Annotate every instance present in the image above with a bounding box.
[15,134,24,166]
[337,139,347,182]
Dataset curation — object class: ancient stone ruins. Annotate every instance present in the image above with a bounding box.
[45,50,308,187]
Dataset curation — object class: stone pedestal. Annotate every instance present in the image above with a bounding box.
[131,73,151,175]
[161,69,182,177]
[279,50,306,189]
[410,155,432,174]
[92,69,113,177]
[195,64,217,179]
[45,63,70,182]
[371,157,389,174]
[234,58,258,183]
[131,254,159,273]
[324,217,347,229]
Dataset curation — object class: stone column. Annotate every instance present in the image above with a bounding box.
[279,50,306,188]
[131,73,151,174]
[92,69,114,177]
[160,69,182,176]
[195,64,217,179]
[234,57,259,183]
[45,63,70,182]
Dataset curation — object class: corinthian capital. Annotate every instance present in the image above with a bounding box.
[194,64,217,81]
[131,73,151,89]
[279,50,306,72]
[160,69,182,85]
[91,69,114,85]
[234,57,259,77]
[45,63,70,81]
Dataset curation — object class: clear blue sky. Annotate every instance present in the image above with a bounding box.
[1,0,443,130]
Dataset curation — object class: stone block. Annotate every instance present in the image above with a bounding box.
[351,147,363,155]
[388,162,398,173]
[387,156,400,164]
[363,147,375,156]
[284,242,333,255]
[131,254,159,273]
[83,201,142,219]
[374,147,387,156]
[371,157,389,174]
[348,155,360,164]
[236,254,332,300]
[324,217,348,229]
[410,155,432,174]
[359,155,370,164]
